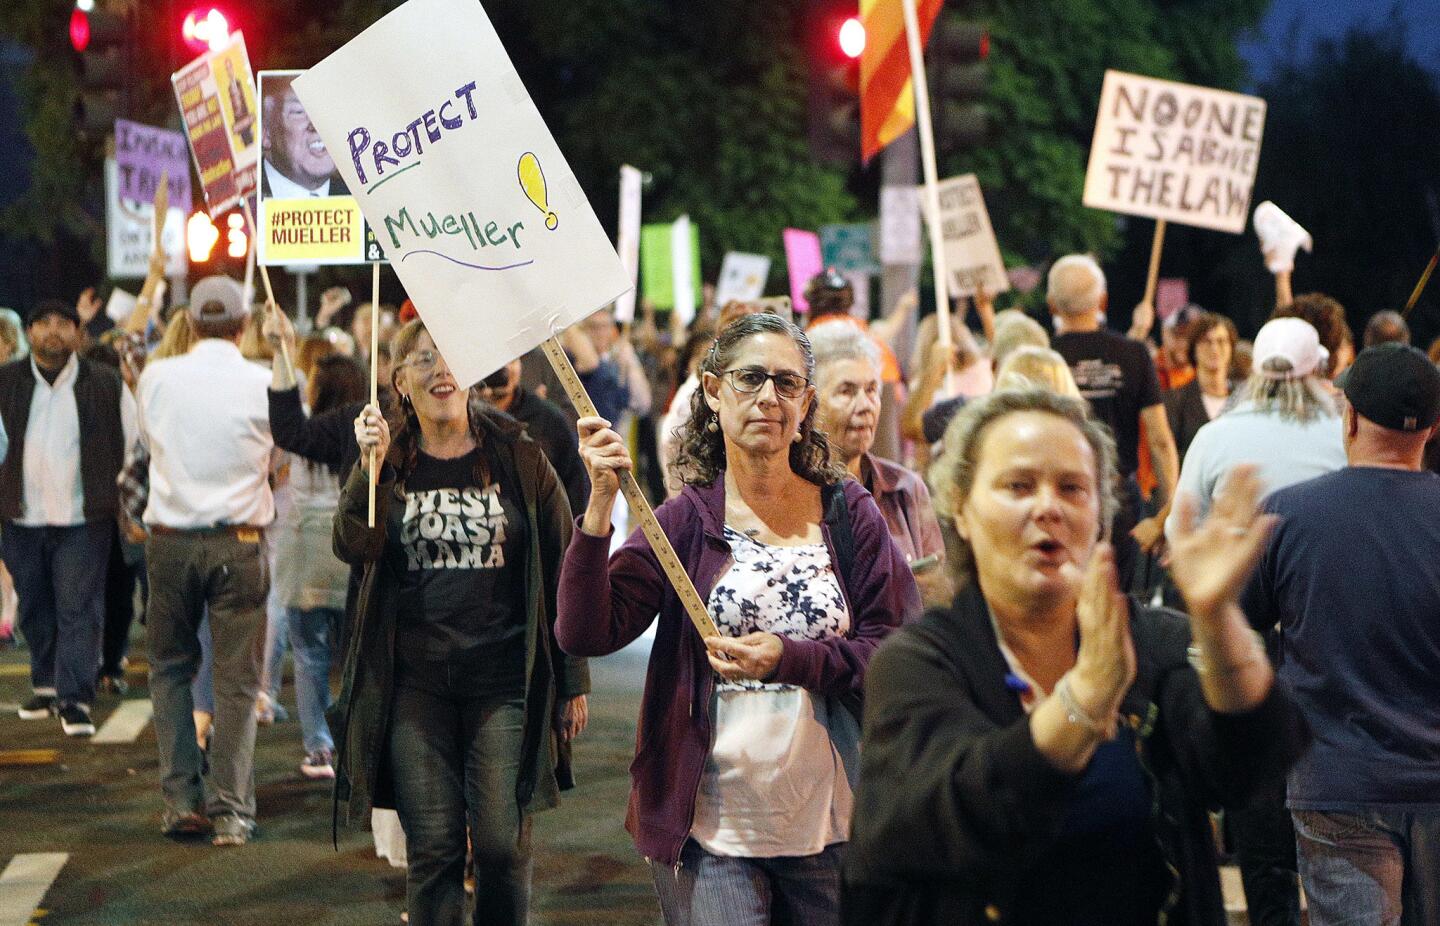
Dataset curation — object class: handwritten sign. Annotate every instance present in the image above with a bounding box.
[104,158,186,279]
[934,174,1010,298]
[783,229,823,314]
[1083,70,1265,235]
[114,120,192,208]
[292,0,630,387]
[821,223,880,275]
[171,33,259,216]
[714,252,771,306]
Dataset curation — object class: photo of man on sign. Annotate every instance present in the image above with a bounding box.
[259,72,349,199]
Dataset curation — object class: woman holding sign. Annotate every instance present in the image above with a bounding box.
[556,312,919,925]
[338,320,590,926]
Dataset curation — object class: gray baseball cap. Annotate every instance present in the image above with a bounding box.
[187,276,248,324]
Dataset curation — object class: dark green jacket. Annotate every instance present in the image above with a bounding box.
[329,410,589,836]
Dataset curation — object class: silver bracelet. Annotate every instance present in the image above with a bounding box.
[1187,629,1267,676]
[1053,675,1104,734]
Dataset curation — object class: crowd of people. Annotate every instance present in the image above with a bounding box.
[1,243,1438,926]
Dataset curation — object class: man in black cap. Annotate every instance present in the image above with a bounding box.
[1242,343,1440,925]
[0,298,137,736]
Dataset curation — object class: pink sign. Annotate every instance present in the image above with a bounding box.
[1156,277,1189,321]
[783,228,823,314]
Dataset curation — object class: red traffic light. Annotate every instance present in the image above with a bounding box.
[182,7,230,53]
[70,9,90,52]
[838,18,866,60]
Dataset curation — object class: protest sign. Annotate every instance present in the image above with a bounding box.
[783,229,823,314]
[880,185,922,265]
[613,164,643,322]
[171,33,260,216]
[256,70,372,266]
[639,221,701,312]
[714,252,771,306]
[934,174,1010,298]
[115,120,192,209]
[1156,277,1189,322]
[670,215,696,326]
[821,223,880,275]
[104,158,186,279]
[1083,70,1265,235]
[292,0,631,387]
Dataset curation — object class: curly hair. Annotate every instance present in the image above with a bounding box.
[930,388,1119,585]
[1273,294,1351,378]
[671,312,846,488]
[388,319,490,486]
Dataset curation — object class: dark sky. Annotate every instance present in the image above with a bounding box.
[1239,0,1440,87]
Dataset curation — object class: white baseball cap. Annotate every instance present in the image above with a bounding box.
[1252,317,1328,380]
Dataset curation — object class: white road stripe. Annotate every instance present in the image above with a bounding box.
[92,700,153,744]
[0,853,67,926]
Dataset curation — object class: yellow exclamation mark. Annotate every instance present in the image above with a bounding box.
[517,152,559,230]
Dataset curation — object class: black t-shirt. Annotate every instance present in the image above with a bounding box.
[1053,330,1162,476]
[387,446,528,694]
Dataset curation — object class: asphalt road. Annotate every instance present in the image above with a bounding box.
[0,634,661,926]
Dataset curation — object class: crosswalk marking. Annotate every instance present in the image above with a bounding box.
[92,700,153,744]
[0,853,67,926]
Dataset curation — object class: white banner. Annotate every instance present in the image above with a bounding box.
[934,174,1010,298]
[613,164,643,322]
[104,159,187,280]
[292,0,631,387]
[1083,70,1265,235]
[714,252,771,307]
[879,185,922,265]
[670,214,696,327]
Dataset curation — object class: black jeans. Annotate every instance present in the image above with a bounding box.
[1230,781,1301,926]
[101,520,140,677]
[389,670,529,926]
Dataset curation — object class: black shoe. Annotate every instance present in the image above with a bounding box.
[17,694,57,720]
[59,703,96,737]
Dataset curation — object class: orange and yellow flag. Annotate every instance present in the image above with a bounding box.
[860,0,944,163]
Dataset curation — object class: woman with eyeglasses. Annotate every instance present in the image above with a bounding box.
[556,312,920,925]
[339,319,591,926]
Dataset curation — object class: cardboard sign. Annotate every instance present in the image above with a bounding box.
[613,164,643,323]
[292,0,631,387]
[171,33,259,216]
[714,252,771,306]
[256,70,373,266]
[783,228,823,314]
[879,185,921,265]
[934,174,1010,298]
[821,223,880,275]
[639,221,701,312]
[104,158,187,279]
[114,120,192,209]
[1083,70,1265,235]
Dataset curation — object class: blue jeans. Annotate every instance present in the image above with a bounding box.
[1293,808,1440,926]
[286,606,335,753]
[388,676,530,926]
[650,839,844,926]
[1,522,111,708]
[262,586,288,703]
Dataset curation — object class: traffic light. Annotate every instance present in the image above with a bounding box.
[807,3,863,165]
[927,14,989,157]
[74,6,128,135]
[181,7,231,54]
[187,212,219,263]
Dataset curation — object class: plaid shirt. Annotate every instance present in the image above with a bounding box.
[116,441,149,529]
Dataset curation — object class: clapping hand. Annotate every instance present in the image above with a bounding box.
[1168,464,1277,623]
[1061,543,1135,739]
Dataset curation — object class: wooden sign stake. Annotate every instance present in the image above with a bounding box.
[368,261,381,527]
[1143,218,1168,309]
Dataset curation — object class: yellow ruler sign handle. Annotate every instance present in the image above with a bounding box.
[537,335,720,640]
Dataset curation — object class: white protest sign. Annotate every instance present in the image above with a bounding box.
[670,214,696,327]
[292,0,631,387]
[714,252,771,306]
[105,288,138,323]
[104,159,187,280]
[1083,70,1265,235]
[880,185,922,265]
[934,174,1010,298]
[613,164,643,323]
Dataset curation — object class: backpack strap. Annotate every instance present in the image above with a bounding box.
[823,480,854,581]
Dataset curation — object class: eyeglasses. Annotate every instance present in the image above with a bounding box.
[399,349,440,371]
[722,367,809,399]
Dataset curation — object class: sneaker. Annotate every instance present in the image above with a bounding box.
[59,703,96,737]
[17,694,57,720]
[211,814,257,847]
[161,810,213,837]
[98,674,129,696]
[300,749,335,780]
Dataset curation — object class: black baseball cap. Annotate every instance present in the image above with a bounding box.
[1340,343,1440,433]
[27,299,80,328]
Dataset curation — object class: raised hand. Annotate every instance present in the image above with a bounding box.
[1168,464,1278,623]
[1063,543,1135,737]
[316,286,351,327]
[353,403,390,475]
[76,287,102,324]
[262,300,296,352]
[577,415,632,536]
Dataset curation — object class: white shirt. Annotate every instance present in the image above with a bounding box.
[137,339,275,529]
[19,354,138,526]
[263,160,330,199]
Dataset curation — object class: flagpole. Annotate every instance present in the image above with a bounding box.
[899,0,954,387]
